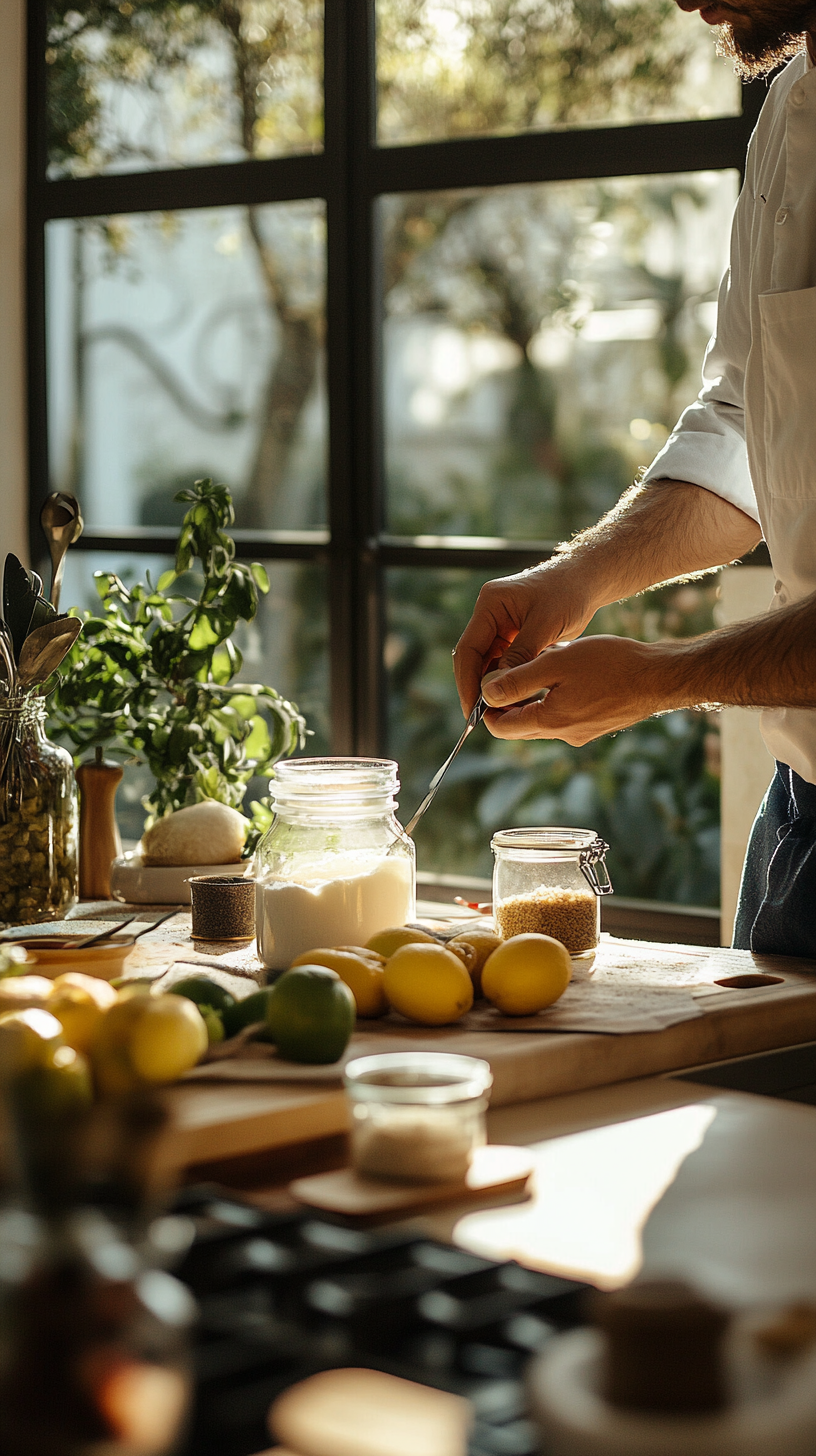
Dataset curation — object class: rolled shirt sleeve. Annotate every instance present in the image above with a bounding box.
[641,152,761,525]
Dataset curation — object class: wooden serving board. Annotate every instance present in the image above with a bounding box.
[160,942,816,1169]
[290,1145,534,1218]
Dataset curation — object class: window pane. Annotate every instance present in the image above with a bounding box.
[55,552,330,842]
[376,1,739,144]
[47,1,323,177]
[46,203,327,532]
[387,567,720,906]
[382,171,738,539]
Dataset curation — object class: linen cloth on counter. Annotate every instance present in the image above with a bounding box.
[181,939,716,1083]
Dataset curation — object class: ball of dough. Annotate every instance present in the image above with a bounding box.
[141,802,248,867]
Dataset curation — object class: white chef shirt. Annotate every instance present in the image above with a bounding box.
[642,48,816,783]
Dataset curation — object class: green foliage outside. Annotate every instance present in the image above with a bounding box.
[376,0,728,140]
[48,480,306,837]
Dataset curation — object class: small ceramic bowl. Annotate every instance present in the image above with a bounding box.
[8,934,136,981]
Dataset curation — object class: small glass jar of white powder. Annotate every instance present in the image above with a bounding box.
[254,758,415,970]
[344,1051,493,1185]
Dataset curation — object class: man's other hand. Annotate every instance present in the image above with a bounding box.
[479,635,680,744]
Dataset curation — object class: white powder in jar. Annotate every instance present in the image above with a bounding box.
[353,1113,474,1184]
[256,853,414,969]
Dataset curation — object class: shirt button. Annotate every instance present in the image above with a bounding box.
[776,208,788,224]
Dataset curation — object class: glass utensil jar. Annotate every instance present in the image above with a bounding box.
[0,697,78,925]
[491,827,612,976]
[255,758,415,971]
[344,1051,493,1184]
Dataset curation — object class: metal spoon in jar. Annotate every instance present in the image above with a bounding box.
[404,695,487,838]
[0,622,16,694]
[16,617,83,694]
[39,493,84,612]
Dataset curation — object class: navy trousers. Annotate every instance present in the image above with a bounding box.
[734,762,816,957]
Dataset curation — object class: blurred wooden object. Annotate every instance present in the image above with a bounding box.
[270,1367,470,1456]
[290,1143,534,1218]
[76,747,123,899]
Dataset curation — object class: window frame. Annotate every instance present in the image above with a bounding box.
[26,0,764,757]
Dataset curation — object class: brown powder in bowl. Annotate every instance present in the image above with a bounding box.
[496,886,598,954]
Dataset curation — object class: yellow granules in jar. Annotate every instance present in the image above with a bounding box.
[496,886,598,954]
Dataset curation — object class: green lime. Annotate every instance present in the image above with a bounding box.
[170,976,236,1014]
[222,987,276,1041]
[201,1009,225,1045]
[266,966,355,1064]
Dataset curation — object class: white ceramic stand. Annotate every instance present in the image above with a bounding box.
[109,852,252,905]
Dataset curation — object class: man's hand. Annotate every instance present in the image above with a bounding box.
[480,636,681,743]
[452,558,594,716]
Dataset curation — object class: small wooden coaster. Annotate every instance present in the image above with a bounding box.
[289,1144,534,1217]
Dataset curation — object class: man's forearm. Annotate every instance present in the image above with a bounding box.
[556,477,762,613]
[661,591,816,711]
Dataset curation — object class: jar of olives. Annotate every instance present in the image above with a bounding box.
[0,697,78,924]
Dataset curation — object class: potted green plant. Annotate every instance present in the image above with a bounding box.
[48,479,306,861]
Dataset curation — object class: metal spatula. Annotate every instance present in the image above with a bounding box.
[404,695,486,838]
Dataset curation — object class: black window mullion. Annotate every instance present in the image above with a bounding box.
[325,0,384,758]
[42,155,326,220]
[371,113,756,196]
[25,0,49,563]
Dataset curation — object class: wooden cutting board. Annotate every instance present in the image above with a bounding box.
[161,942,816,1169]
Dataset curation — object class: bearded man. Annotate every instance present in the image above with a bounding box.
[453,2,816,956]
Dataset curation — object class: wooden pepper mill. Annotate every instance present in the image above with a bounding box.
[76,747,123,899]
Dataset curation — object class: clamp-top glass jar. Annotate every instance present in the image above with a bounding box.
[0,698,78,925]
[255,758,415,971]
[491,827,612,976]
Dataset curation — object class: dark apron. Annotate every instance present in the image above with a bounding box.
[734,762,816,957]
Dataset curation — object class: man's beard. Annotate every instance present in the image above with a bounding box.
[714,2,810,77]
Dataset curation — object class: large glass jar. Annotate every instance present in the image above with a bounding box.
[492,827,612,976]
[255,758,416,971]
[0,699,78,925]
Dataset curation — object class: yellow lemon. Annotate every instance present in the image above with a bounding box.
[335,945,387,967]
[446,939,478,975]
[365,926,437,958]
[0,976,54,1015]
[127,994,209,1083]
[91,992,208,1095]
[90,994,151,1096]
[383,943,474,1026]
[0,1008,64,1081]
[481,933,571,1016]
[449,928,503,973]
[48,973,118,1053]
[12,1044,94,1120]
[290,948,388,1018]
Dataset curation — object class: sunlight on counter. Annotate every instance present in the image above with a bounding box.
[454,1103,718,1289]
